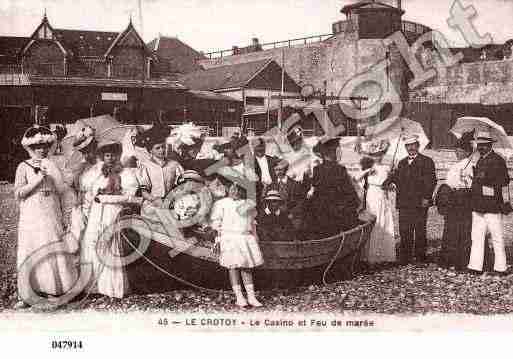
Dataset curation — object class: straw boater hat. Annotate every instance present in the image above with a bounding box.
[359,139,390,157]
[21,125,56,149]
[264,189,283,202]
[473,130,497,144]
[403,134,420,145]
[73,126,96,151]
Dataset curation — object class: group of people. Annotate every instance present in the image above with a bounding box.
[13,118,512,310]
[436,130,511,276]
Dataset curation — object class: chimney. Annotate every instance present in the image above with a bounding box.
[397,0,402,10]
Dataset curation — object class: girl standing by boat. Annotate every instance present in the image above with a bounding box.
[14,126,77,308]
[354,140,397,264]
[211,181,264,308]
[81,141,139,299]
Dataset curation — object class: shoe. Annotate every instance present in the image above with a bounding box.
[13,301,29,310]
[467,269,483,276]
[247,297,263,308]
[235,297,248,308]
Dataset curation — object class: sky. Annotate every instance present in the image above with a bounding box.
[0,0,512,52]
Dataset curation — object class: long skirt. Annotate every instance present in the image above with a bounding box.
[439,191,472,271]
[17,192,77,302]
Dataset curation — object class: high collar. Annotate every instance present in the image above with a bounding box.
[150,156,167,167]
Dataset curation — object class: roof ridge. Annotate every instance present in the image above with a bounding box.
[194,58,273,73]
[55,28,119,35]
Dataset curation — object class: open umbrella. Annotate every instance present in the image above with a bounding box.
[340,117,429,168]
[450,116,513,150]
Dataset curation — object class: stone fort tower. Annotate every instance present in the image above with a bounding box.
[199,1,431,120]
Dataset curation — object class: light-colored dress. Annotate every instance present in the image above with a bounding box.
[210,197,264,269]
[359,164,397,264]
[80,162,139,298]
[14,158,77,301]
[138,157,183,217]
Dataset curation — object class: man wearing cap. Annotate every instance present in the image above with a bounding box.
[468,131,510,276]
[271,159,306,236]
[383,134,437,265]
[256,190,295,242]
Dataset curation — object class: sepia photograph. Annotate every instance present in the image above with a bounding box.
[2,0,513,349]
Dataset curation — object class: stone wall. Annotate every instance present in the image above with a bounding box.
[413,55,513,105]
[200,33,408,109]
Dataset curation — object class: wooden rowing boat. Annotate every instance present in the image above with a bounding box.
[120,212,376,293]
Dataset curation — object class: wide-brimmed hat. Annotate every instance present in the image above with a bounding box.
[473,130,497,144]
[98,140,122,155]
[287,125,303,145]
[177,169,205,184]
[138,123,169,151]
[264,190,283,202]
[314,137,340,155]
[455,129,475,151]
[359,139,390,157]
[73,126,96,151]
[21,125,56,148]
[403,134,420,145]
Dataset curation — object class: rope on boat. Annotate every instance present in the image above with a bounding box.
[122,231,227,295]
[321,225,366,286]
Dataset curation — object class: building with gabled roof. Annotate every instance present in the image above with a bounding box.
[148,35,205,77]
[181,58,301,134]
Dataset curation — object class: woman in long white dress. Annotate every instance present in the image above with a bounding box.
[355,140,397,264]
[80,141,139,299]
[14,126,77,308]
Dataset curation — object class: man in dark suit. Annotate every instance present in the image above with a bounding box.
[252,138,279,206]
[383,134,437,265]
[468,131,510,276]
[270,159,307,236]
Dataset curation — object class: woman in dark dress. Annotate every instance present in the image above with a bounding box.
[435,131,475,271]
[306,138,360,238]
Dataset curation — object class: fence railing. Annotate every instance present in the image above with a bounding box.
[201,34,333,59]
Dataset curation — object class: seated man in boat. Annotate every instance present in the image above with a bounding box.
[256,190,295,242]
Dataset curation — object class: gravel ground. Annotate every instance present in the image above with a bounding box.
[2,175,513,315]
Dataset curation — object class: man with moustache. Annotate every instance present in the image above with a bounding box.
[383,134,437,266]
[467,131,511,276]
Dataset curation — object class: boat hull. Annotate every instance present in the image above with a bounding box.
[122,215,376,293]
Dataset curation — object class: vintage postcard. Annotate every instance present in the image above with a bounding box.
[2,0,513,353]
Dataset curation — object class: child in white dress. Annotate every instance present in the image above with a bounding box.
[211,182,264,307]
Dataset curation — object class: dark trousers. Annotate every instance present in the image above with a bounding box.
[398,207,428,264]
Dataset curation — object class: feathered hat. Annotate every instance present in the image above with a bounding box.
[21,125,56,149]
[358,139,390,157]
[73,126,96,151]
[137,122,170,151]
[168,122,205,151]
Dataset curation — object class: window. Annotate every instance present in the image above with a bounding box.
[245,96,265,106]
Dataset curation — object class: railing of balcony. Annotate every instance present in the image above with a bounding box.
[202,33,334,59]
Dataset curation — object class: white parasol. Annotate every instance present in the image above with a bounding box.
[450,116,513,152]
